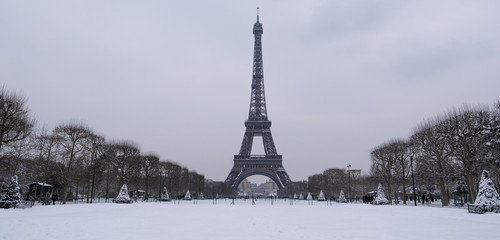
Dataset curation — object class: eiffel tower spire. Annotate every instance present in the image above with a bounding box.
[249,9,267,121]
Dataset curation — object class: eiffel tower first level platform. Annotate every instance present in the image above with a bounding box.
[225,12,291,190]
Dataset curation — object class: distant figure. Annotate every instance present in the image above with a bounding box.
[43,192,51,205]
[51,192,58,205]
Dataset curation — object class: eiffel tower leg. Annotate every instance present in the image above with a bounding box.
[262,131,277,156]
[238,132,253,156]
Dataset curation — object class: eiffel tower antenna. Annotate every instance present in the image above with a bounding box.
[257,7,259,22]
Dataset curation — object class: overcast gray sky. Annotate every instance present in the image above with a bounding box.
[1,1,499,183]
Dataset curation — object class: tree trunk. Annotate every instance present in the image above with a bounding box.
[464,173,476,203]
[86,175,91,203]
[144,175,149,201]
[439,177,449,206]
[402,180,407,204]
[62,182,68,204]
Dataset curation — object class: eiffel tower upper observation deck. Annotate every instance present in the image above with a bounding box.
[225,12,291,190]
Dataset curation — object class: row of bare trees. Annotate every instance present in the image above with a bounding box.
[303,102,499,205]
[303,168,376,200]
[370,102,500,206]
[0,85,204,203]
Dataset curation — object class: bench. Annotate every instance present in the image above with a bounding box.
[15,201,33,209]
[468,204,500,214]
[0,201,33,209]
[467,204,486,214]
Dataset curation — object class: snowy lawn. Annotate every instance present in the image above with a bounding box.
[1,200,499,240]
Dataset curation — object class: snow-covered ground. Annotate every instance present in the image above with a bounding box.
[1,199,499,240]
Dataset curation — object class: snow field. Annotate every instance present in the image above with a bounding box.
[1,200,499,240]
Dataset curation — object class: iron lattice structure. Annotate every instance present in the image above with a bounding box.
[225,14,291,190]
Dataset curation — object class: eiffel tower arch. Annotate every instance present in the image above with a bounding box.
[225,12,291,190]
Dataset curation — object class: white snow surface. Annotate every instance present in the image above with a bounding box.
[1,200,499,240]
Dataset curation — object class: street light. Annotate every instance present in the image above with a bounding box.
[347,164,351,203]
[90,141,102,204]
[406,144,417,206]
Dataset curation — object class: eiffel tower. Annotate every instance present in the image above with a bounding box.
[225,12,291,190]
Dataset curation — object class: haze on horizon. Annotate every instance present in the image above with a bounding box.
[1,1,499,183]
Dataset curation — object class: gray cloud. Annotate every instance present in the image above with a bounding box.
[1,0,499,183]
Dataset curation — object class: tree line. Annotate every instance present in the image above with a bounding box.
[281,168,377,201]
[291,102,499,206]
[0,85,204,203]
[369,103,500,206]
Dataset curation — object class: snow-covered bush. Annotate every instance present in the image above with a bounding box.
[114,184,132,204]
[306,192,313,201]
[0,175,21,209]
[338,190,347,203]
[474,170,500,205]
[298,193,304,200]
[184,190,192,200]
[318,190,326,201]
[159,187,170,201]
[471,170,500,213]
[374,183,389,205]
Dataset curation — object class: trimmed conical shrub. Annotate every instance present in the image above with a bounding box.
[184,190,192,200]
[114,184,132,203]
[306,192,313,201]
[318,190,326,201]
[160,187,170,201]
[338,190,347,203]
[375,183,389,205]
[299,193,304,200]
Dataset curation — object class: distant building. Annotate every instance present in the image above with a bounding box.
[238,179,252,196]
[238,179,279,197]
[264,179,278,196]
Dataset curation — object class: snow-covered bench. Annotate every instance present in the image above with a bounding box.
[468,204,500,214]
[0,201,32,209]
[468,204,486,214]
[15,201,33,209]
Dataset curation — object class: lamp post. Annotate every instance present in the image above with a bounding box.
[347,164,351,203]
[90,141,102,204]
[406,144,417,206]
[158,167,163,201]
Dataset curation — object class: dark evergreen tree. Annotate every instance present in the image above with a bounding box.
[0,175,21,209]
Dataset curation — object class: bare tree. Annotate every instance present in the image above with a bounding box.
[411,118,457,206]
[441,106,491,203]
[370,140,402,202]
[323,168,348,198]
[140,153,159,200]
[81,133,104,203]
[307,173,324,197]
[103,141,140,190]
[0,86,35,158]
[53,122,93,204]
[1,136,35,177]
[160,161,182,198]
[483,100,500,187]
[189,171,204,196]
[388,139,411,204]
[33,127,62,202]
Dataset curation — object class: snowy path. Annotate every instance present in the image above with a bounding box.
[1,200,499,240]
